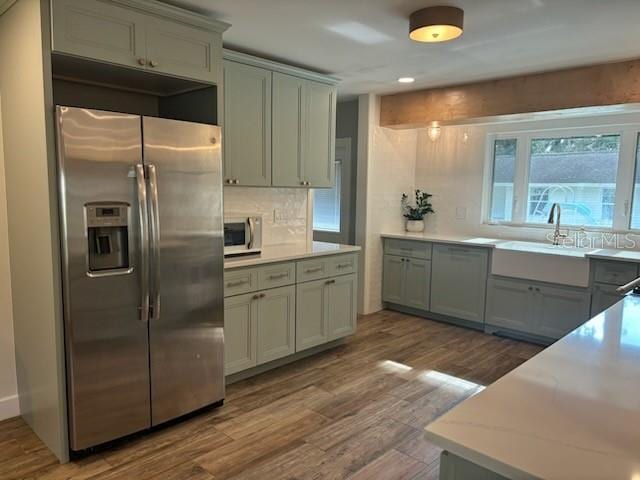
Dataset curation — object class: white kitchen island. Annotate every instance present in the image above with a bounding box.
[425,294,640,480]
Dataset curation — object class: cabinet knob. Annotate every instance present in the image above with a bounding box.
[253,294,261,300]
[137,58,146,66]
[149,60,158,68]
[225,179,232,184]
[325,279,336,285]
[528,286,533,290]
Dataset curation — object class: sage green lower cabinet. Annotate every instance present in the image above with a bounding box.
[486,276,590,340]
[295,278,328,351]
[224,292,257,375]
[327,274,358,339]
[296,273,357,352]
[591,283,624,316]
[439,451,507,480]
[257,286,295,364]
[430,245,489,324]
[224,285,294,375]
[382,255,431,311]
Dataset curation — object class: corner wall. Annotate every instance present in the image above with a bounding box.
[0,96,18,421]
[0,0,68,461]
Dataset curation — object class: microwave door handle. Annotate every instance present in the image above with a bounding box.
[147,164,161,321]
[135,164,150,322]
[247,217,255,250]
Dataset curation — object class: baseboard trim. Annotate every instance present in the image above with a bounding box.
[0,394,19,421]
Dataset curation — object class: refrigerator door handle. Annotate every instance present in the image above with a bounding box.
[136,164,150,322]
[147,164,161,321]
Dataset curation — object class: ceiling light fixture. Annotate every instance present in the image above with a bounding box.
[428,123,441,142]
[398,77,415,83]
[409,6,464,43]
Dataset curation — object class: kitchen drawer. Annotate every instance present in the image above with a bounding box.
[593,260,638,285]
[328,253,358,276]
[297,257,331,282]
[257,262,296,290]
[384,239,431,259]
[224,268,258,297]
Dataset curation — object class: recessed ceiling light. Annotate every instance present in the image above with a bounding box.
[398,77,415,83]
[409,6,464,43]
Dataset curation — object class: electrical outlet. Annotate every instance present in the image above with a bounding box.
[455,206,467,220]
[274,209,289,222]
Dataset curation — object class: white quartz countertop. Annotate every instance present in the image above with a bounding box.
[381,232,640,263]
[224,241,360,269]
[425,295,640,479]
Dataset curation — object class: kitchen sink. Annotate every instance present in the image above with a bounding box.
[491,241,597,287]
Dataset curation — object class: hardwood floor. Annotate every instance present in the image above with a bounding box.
[1,310,543,480]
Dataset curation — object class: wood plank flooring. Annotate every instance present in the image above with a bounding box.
[0,310,543,480]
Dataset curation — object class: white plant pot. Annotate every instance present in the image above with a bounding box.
[405,219,425,233]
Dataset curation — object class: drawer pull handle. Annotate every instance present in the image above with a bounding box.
[305,267,323,273]
[252,293,267,300]
[336,263,352,269]
[268,273,289,280]
[227,280,249,287]
[325,279,336,285]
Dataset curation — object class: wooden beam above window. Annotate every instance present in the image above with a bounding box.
[380,58,640,129]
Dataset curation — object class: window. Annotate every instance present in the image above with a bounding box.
[313,161,341,232]
[489,139,516,222]
[526,135,620,227]
[631,135,640,229]
[487,130,626,229]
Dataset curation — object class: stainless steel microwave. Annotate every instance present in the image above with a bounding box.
[224,216,262,256]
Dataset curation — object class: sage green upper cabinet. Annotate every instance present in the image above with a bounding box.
[223,61,272,186]
[272,75,336,188]
[302,81,336,188]
[224,51,338,188]
[144,16,222,83]
[272,72,305,187]
[430,245,489,324]
[51,0,148,69]
[51,0,228,83]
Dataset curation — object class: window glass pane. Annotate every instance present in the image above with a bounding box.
[526,134,620,227]
[490,139,516,222]
[313,162,341,232]
[630,134,640,229]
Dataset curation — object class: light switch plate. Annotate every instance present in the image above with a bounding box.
[455,206,467,220]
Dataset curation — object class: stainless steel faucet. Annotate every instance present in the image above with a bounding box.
[547,203,567,245]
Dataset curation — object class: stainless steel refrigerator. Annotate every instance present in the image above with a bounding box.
[56,106,224,451]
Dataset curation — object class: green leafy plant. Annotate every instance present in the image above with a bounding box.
[401,190,434,220]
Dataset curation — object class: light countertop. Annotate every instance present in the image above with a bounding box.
[224,241,360,270]
[424,294,640,479]
[381,232,640,263]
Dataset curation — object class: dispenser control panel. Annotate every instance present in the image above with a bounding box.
[85,202,130,273]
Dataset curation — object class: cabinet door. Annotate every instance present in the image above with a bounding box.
[296,278,328,351]
[224,293,258,375]
[486,277,534,333]
[534,284,590,339]
[51,0,148,69]
[256,286,296,364]
[404,258,431,311]
[382,255,406,304]
[145,17,221,84]
[303,81,336,188]
[223,61,272,186]
[272,73,305,187]
[430,245,489,324]
[591,283,624,316]
[327,274,357,340]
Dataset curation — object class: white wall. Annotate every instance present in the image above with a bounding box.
[0,96,18,421]
[223,187,311,246]
[356,94,418,314]
[415,111,640,243]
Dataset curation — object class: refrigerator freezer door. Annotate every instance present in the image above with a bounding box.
[142,117,225,425]
[56,107,151,450]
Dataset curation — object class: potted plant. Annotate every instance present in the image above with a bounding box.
[401,190,434,232]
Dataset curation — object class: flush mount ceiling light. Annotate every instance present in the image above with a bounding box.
[409,6,464,43]
[398,77,415,83]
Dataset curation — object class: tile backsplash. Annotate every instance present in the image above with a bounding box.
[223,187,310,246]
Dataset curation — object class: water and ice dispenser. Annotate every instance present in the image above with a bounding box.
[86,203,130,273]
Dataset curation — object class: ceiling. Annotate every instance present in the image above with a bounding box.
[164,0,640,99]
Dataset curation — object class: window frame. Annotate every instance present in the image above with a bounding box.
[484,124,639,232]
